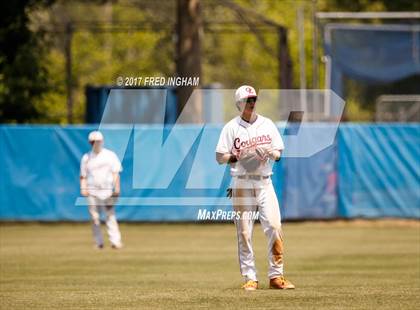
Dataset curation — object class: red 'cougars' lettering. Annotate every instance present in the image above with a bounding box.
[233,135,272,149]
[234,138,241,149]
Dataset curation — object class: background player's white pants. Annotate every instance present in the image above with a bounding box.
[232,177,284,281]
[87,196,122,247]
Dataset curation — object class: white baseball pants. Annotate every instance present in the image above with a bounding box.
[87,196,122,247]
[232,176,284,281]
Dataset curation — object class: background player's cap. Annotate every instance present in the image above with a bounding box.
[88,131,104,142]
[235,85,257,103]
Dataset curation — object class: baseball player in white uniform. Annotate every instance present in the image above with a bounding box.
[80,131,123,249]
[215,85,294,290]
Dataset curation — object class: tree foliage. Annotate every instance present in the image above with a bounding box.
[0,0,54,123]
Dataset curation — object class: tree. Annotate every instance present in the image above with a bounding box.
[0,0,53,123]
[176,0,202,122]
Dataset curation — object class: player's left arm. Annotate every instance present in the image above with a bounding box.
[111,152,122,197]
[112,173,120,197]
[268,149,282,161]
[268,120,284,161]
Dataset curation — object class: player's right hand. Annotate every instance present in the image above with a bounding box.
[228,153,238,163]
[81,189,89,197]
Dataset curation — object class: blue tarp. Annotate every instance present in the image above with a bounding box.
[0,124,419,221]
[338,124,420,218]
[324,24,420,97]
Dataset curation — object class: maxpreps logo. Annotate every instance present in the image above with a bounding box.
[234,135,272,150]
[74,88,345,207]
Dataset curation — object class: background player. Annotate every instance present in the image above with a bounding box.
[80,131,123,249]
[215,85,295,290]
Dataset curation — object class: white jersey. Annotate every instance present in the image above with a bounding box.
[80,148,122,200]
[216,114,284,176]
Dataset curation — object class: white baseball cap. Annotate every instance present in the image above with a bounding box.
[88,131,104,142]
[235,85,257,103]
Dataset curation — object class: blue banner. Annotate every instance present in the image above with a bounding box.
[0,124,419,221]
[337,124,420,218]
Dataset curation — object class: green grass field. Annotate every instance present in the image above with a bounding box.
[1,221,419,309]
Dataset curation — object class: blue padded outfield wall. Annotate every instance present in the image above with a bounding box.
[0,124,419,221]
[338,125,420,218]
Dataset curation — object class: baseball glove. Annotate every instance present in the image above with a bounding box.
[239,148,267,172]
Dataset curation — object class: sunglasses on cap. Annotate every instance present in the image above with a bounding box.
[240,97,257,104]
